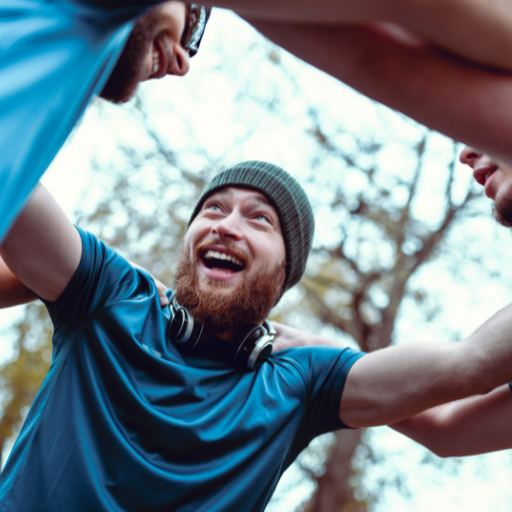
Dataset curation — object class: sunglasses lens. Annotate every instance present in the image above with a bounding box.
[182,5,209,57]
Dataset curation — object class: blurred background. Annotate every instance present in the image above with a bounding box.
[1,9,512,511]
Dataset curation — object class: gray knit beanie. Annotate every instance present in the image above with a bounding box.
[188,161,315,292]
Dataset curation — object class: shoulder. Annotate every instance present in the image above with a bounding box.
[271,345,363,369]
[79,227,157,299]
[266,346,365,434]
[46,228,157,335]
[269,345,364,386]
[77,227,130,278]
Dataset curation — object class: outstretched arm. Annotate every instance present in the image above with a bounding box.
[0,216,169,308]
[210,0,512,74]
[341,304,512,427]
[270,310,512,429]
[391,384,512,457]
[247,21,512,166]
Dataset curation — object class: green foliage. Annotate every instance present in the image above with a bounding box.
[0,303,52,455]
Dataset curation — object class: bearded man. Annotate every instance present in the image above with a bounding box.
[3,161,512,510]
[0,0,210,244]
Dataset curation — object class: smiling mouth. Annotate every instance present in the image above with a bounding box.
[152,47,160,75]
[474,165,498,186]
[483,170,495,184]
[201,250,245,273]
[149,38,167,79]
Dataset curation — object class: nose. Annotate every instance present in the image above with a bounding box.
[168,44,190,76]
[459,146,482,168]
[211,212,243,241]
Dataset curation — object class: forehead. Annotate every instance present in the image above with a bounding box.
[205,187,275,210]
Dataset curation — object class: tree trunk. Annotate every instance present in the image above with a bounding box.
[306,429,364,512]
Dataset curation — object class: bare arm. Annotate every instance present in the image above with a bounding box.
[341,304,512,427]
[270,311,512,429]
[247,21,512,166]
[0,210,169,307]
[391,384,512,457]
[0,184,82,302]
[209,0,512,73]
[0,256,37,308]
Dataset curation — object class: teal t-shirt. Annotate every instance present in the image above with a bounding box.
[0,0,162,243]
[0,228,364,512]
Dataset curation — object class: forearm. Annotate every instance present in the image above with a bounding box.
[389,0,512,72]
[249,22,512,165]
[341,303,512,428]
[391,384,512,457]
[0,257,38,308]
[220,0,512,74]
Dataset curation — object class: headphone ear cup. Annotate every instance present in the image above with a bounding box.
[263,320,275,339]
[234,324,263,370]
[167,304,204,353]
[234,324,273,370]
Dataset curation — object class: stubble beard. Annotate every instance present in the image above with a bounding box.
[99,6,162,104]
[172,244,286,331]
[493,193,512,227]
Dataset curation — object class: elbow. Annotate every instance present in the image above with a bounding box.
[393,411,463,458]
[426,443,455,459]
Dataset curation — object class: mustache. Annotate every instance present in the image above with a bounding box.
[194,238,251,267]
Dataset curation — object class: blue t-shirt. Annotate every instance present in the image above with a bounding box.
[0,0,164,243]
[0,228,364,512]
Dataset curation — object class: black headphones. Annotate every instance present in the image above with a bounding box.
[167,297,275,371]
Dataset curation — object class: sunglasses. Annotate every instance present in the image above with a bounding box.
[181,4,211,57]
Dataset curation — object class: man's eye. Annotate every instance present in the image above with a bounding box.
[207,203,221,211]
[255,214,271,223]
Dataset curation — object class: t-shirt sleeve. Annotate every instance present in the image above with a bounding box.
[291,346,365,439]
[44,227,153,340]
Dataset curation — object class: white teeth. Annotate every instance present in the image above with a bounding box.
[152,50,160,74]
[204,250,243,267]
[484,171,492,182]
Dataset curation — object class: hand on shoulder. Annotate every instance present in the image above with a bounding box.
[271,321,340,352]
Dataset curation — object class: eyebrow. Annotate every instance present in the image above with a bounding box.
[212,189,272,206]
[253,194,272,206]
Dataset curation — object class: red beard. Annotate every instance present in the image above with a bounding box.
[173,242,286,331]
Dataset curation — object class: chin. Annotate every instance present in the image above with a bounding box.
[493,192,512,227]
[202,277,238,290]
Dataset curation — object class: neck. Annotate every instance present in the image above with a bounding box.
[213,328,238,342]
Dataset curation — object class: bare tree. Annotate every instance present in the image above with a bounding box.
[0,18,500,512]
